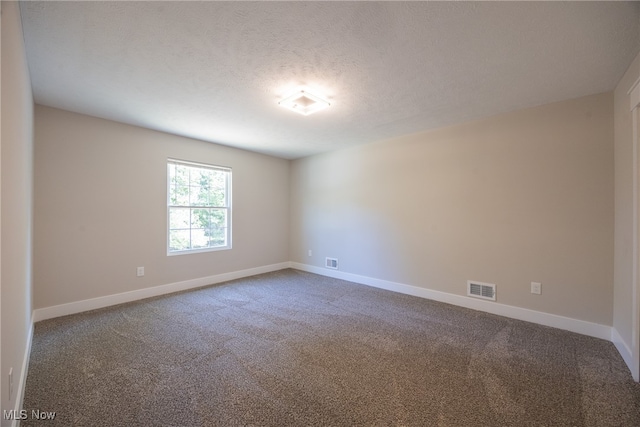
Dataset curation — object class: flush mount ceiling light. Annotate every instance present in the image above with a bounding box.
[278,90,330,116]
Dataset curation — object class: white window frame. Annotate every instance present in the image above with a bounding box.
[167,158,232,255]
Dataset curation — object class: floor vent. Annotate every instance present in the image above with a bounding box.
[467,280,496,301]
[325,257,338,269]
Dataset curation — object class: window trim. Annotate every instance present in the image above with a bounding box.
[167,158,232,256]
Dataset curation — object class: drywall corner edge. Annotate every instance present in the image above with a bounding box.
[290,262,612,341]
[10,321,34,427]
[612,327,637,380]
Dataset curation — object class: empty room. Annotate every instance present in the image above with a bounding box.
[3,1,640,425]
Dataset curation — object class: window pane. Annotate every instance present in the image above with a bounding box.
[170,182,189,206]
[211,209,227,247]
[197,169,213,191]
[210,209,227,228]
[189,186,205,206]
[190,168,203,186]
[209,227,227,247]
[210,171,227,206]
[169,208,190,230]
[172,164,189,187]
[191,208,211,230]
[169,229,190,252]
[190,228,209,249]
[209,188,225,207]
[191,168,213,187]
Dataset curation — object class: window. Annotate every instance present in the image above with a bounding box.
[167,159,231,254]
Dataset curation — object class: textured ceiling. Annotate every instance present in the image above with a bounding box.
[19,1,640,159]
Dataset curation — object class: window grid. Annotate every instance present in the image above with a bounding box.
[167,159,231,254]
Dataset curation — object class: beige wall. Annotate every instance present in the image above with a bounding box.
[613,50,640,370]
[1,0,35,416]
[291,93,614,325]
[34,106,289,308]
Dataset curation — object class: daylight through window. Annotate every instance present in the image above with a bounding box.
[167,159,231,254]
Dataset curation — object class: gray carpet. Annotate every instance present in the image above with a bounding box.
[23,269,640,426]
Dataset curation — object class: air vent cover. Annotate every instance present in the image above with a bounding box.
[467,280,496,301]
[325,257,338,269]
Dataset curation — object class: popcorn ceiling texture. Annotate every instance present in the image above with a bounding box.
[20,1,640,159]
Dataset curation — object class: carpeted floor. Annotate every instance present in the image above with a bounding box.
[22,269,640,426]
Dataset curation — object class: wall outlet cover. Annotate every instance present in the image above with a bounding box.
[531,282,542,295]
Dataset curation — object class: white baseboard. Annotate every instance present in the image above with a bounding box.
[27,261,625,374]
[32,262,290,322]
[611,328,637,380]
[11,321,34,427]
[290,262,612,341]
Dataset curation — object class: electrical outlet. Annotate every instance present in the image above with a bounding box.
[137,267,144,277]
[308,250,312,257]
[531,282,542,295]
[9,368,13,399]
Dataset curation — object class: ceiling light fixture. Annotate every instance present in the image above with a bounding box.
[278,90,330,116]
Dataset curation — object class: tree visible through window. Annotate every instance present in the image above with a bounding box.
[167,159,231,254]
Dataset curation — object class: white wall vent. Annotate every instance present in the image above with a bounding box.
[467,280,496,301]
[325,257,338,269]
